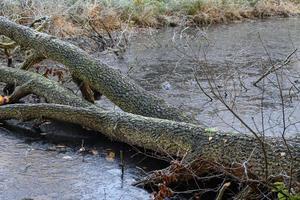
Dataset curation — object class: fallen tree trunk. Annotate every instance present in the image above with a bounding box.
[0,66,299,178]
[0,16,189,122]
[0,18,299,188]
[0,103,298,178]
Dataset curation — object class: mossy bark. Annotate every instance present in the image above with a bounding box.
[0,18,299,179]
[0,67,299,177]
[0,67,91,107]
[0,17,189,122]
[0,103,298,177]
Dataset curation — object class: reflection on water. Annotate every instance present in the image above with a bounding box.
[0,128,152,200]
[98,17,300,137]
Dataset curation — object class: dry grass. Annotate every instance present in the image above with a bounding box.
[188,0,300,25]
[0,0,299,36]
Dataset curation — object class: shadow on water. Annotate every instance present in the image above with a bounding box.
[0,124,168,200]
[97,17,300,137]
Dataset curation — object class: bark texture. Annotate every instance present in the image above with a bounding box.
[0,18,299,181]
[0,103,298,177]
[0,67,90,107]
[0,66,299,178]
[0,16,189,122]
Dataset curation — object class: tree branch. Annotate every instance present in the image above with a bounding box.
[0,17,189,122]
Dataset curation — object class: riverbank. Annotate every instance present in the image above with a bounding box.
[0,9,299,199]
[0,0,300,37]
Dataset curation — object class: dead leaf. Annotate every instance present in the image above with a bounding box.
[56,144,66,148]
[90,149,98,155]
[106,151,115,162]
[0,95,9,105]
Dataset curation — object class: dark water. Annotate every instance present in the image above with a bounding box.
[0,128,154,200]
[98,17,300,137]
[1,18,300,200]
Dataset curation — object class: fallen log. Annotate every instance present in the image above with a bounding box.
[0,18,299,194]
[0,67,300,177]
[0,66,299,178]
[0,16,189,122]
[0,103,298,178]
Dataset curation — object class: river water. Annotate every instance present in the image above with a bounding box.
[99,17,300,137]
[0,127,157,200]
[1,17,300,200]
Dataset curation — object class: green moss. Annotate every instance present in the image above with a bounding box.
[204,127,218,135]
[273,182,300,200]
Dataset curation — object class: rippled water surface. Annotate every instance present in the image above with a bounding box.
[0,128,153,200]
[99,17,300,137]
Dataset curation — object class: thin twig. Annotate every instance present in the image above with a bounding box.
[194,71,213,101]
[253,48,297,86]
[216,182,231,200]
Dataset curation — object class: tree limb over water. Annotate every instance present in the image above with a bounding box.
[0,16,189,122]
[0,17,299,196]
